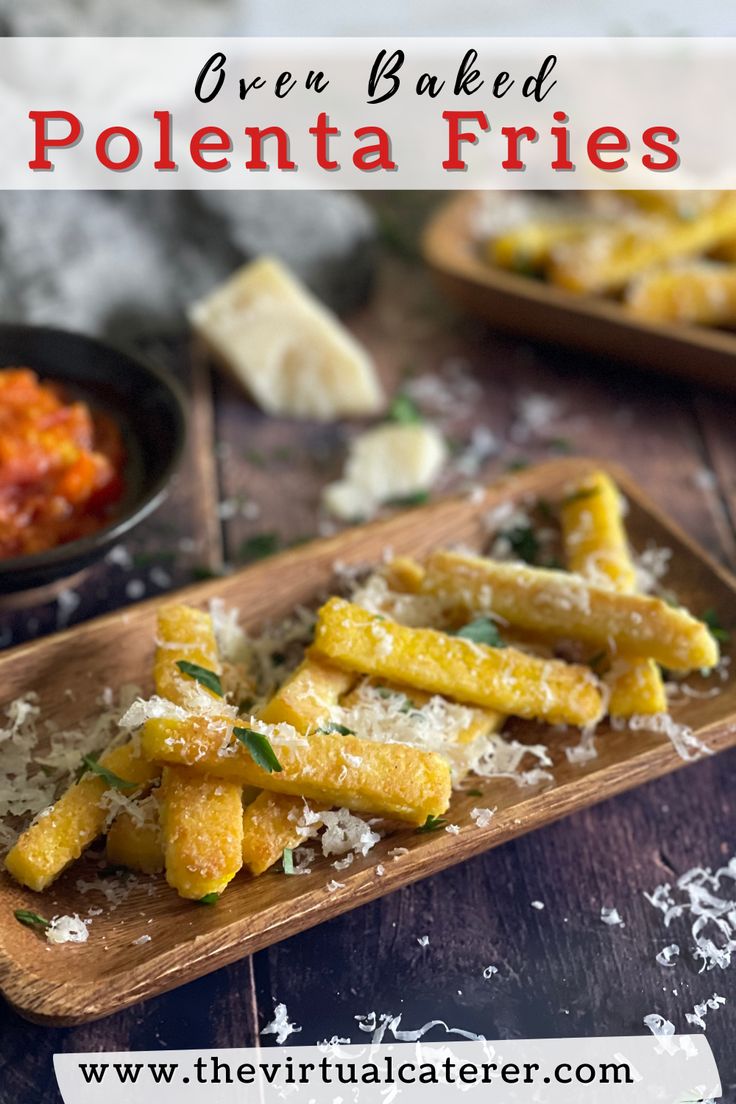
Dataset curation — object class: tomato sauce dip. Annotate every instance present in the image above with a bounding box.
[0,368,125,559]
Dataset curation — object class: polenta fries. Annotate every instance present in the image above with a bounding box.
[4,466,723,915]
[483,190,736,332]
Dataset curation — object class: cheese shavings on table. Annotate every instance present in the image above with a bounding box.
[1,468,727,924]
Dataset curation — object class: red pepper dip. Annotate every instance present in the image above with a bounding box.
[0,368,125,559]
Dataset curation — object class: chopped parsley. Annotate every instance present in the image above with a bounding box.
[466,789,483,798]
[80,755,138,791]
[14,909,50,933]
[197,893,219,906]
[240,532,280,562]
[454,617,506,649]
[548,437,573,454]
[505,457,529,472]
[499,524,539,564]
[282,848,295,875]
[175,660,223,698]
[587,651,610,676]
[317,722,355,736]
[385,490,430,508]
[389,393,423,425]
[703,608,730,645]
[561,486,598,508]
[416,814,447,833]
[234,727,283,773]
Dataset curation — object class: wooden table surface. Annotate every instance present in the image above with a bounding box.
[1,196,735,1102]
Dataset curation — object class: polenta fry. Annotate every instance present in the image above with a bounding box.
[423,550,718,671]
[159,765,244,900]
[106,799,164,875]
[242,657,352,874]
[242,791,318,876]
[5,742,158,892]
[141,716,451,826]
[625,263,736,326]
[309,597,603,727]
[560,470,667,717]
[548,196,736,294]
[155,604,244,899]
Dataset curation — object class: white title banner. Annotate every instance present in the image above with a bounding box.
[0,37,735,188]
[53,1036,721,1103]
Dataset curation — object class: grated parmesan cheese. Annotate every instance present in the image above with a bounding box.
[685,993,726,1030]
[643,1013,675,1038]
[46,914,89,945]
[261,1003,302,1045]
[470,807,496,828]
[601,906,625,927]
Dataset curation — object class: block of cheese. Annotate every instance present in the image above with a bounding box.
[323,422,447,520]
[189,256,383,420]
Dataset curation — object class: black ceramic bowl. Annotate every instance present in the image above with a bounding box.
[0,325,187,595]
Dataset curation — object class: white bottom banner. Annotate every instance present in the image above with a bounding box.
[54,1035,721,1103]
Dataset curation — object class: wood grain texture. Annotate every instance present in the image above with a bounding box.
[423,191,736,393]
[0,458,734,1026]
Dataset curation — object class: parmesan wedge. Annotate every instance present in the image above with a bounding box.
[423,551,718,672]
[561,470,666,717]
[310,597,603,727]
[189,257,383,420]
[323,422,447,520]
[141,717,451,826]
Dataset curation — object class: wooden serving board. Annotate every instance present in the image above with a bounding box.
[423,192,736,393]
[1,457,735,1026]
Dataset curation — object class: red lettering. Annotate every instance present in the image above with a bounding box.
[28,110,82,171]
[443,110,490,170]
[190,127,232,171]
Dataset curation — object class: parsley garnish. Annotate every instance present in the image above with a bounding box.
[466,789,483,798]
[499,524,539,564]
[389,393,423,425]
[454,617,506,649]
[240,532,280,562]
[14,909,50,933]
[81,755,138,791]
[417,814,447,833]
[549,437,573,454]
[587,651,610,676]
[386,490,430,508]
[317,722,355,736]
[234,727,283,773]
[282,848,295,875]
[176,660,223,698]
[197,893,219,906]
[505,457,529,472]
[703,608,730,645]
[562,487,598,508]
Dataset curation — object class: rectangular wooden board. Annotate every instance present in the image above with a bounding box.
[0,457,735,1026]
[422,192,736,393]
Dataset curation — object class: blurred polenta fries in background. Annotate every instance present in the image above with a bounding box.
[484,190,736,326]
